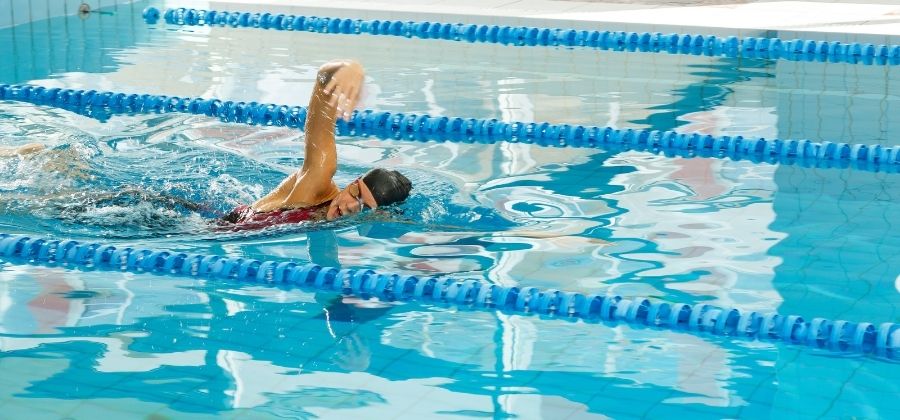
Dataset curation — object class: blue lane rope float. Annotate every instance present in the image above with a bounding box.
[1,232,898,360]
[2,83,897,173]
[142,6,900,66]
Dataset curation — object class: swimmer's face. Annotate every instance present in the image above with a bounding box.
[326,178,377,220]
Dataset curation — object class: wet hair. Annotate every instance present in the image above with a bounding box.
[361,168,412,207]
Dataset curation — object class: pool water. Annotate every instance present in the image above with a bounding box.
[1,1,899,418]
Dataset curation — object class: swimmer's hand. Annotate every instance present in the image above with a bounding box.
[320,60,365,121]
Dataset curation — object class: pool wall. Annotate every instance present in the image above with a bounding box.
[0,1,149,84]
[0,0,139,29]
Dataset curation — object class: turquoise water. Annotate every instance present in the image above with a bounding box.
[0,1,899,418]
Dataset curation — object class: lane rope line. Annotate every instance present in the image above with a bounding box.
[143,6,900,67]
[1,233,898,360]
[2,84,897,173]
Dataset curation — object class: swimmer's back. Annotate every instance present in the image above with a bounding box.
[220,202,330,230]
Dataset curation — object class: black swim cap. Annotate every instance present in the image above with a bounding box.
[361,168,412,207]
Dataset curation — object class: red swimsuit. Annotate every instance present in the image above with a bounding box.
[221,202,329,231]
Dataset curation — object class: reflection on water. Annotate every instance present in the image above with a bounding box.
[1,266,898,418]
[1,0,899,417]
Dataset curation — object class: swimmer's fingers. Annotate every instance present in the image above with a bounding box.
[323,76,339,96]
[334,87,360,120]
[343,85,360,119]
[323,66,350,98]
[335,97,359,120]
[338,95,355,120]
[328,89,349,114]
[330,92,346,117]
[322,62,364,119]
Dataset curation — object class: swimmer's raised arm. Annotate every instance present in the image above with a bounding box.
[302,60,364,178]
[251,60,365,212]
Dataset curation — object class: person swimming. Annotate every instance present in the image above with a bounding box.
[1,59,411,232]
[1,72,588,243]
[220,59,412,230]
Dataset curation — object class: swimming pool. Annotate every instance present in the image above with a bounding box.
[1,0,898,418]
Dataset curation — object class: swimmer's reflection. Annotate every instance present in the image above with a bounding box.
[307,229,396,371]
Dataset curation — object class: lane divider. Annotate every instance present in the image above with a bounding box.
[142,7,900,66]
[2,84,897,173]
[1,232,898,359]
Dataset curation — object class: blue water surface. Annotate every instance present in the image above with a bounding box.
[0,1,898,418]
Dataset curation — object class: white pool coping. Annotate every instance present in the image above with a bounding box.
[163,0,900,44]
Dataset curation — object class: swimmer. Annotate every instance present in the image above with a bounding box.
[2,60,410,231]
[221,60,412,230]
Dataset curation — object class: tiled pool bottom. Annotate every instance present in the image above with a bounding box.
[0,265,898,419]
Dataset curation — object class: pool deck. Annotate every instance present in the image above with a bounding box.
[182,0,900,44]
